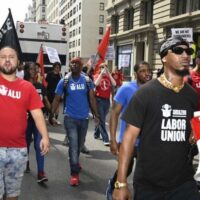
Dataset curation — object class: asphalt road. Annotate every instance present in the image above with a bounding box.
[20,114,128,200]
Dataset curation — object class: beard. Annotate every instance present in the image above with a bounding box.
[175,68,189,77]
[0,65,17,75]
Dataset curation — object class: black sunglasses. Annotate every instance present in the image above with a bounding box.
[170,47,194,56]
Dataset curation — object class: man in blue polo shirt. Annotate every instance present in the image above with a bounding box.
[106,61,152,200]
[49,57,99,186]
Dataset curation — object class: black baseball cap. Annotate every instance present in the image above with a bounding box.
[159,36,189,58]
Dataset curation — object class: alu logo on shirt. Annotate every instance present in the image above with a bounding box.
[100,78,110,91]
[0,85,21,99]
[70,83,85,91]
[161,104,186,142]
[195,82,200,88]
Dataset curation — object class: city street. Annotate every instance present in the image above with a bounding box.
[19,107,199,200]
[20,112,133,200]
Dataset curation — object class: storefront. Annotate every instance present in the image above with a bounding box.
[116,44,133,81]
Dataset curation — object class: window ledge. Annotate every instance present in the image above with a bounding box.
[110,24,155,39]
[159,11,200,28]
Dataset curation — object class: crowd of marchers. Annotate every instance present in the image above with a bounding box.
[1,35,200,200]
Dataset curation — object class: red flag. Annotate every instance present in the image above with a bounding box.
[93,26,111,75]
[36,45,47,87]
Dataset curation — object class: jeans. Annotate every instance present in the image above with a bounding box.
[26,117,44,173]
[94,97,110,142]
[134,180,200,200]
[64,115,89,175]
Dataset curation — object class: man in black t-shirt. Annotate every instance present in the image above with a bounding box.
[112,36,200,200]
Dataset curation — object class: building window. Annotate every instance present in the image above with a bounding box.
[42,0,45,4]
[78,39,80,46]
[142,0,153,25]
[191,0,200,11]
[73,7,76,14]
[79,27,81,34]
[79,2,81,10]
[42,7,45,13]
[99,15,104,23]
[79,15,81,22]
[100,3,104,10]
[99,27,104,35]
[124,8,134,31]
[111,15,119,34]
[176,0,187,15]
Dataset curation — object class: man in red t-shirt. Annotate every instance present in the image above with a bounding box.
[93,63,116,146]
[185,50,200,189]
[187,51,200,109]
[0,46,50,200]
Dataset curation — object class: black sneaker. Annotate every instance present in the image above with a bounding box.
[37,171,48,183]
[25,161,30,173]
[81,145,90,154]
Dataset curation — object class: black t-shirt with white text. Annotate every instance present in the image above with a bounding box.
[122,79,198,191]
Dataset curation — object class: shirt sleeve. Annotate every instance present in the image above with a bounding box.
[114,85,127,106]
[121,90,146,129]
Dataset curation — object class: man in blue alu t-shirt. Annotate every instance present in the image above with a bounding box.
[49,57,99,186]
[106,61,152,200]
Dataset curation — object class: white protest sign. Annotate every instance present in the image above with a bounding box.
[45,46,61,63]
[105,45,115,60]
[171,28,193,43]
[118,54,130,68]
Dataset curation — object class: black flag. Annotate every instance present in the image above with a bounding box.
[0,8,23,61]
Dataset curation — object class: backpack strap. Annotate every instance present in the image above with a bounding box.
[63,72,71,113]
[84,74,91,90]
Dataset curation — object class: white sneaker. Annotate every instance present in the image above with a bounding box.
[56,120,61,125]
[104,142,110,146]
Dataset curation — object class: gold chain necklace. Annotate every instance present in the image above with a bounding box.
[158,74,184,93]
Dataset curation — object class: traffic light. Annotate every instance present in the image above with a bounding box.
[62,26,66,36]
[19,22,24,33]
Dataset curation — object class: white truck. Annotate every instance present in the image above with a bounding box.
[16,21,69,73]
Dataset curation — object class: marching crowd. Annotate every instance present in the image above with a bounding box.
[1,32,200,200]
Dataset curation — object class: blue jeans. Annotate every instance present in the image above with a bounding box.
[26,117,44,173]
[94,97,110,142]
[64,115,89,175]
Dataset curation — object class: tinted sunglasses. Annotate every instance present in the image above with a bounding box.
[170,47,194,56]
